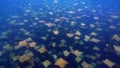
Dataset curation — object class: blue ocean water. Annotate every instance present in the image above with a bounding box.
[0,0,120,68]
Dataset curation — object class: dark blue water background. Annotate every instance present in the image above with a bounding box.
[0,0,120,68]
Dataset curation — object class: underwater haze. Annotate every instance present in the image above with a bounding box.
[0,0,120,68]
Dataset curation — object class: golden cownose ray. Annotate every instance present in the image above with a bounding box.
[55,58,68,68]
